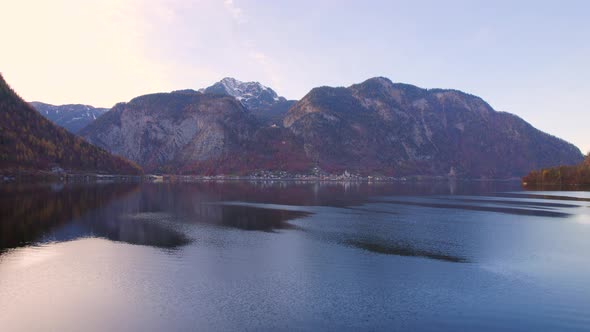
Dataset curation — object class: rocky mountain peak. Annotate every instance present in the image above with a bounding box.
[361,76,395,88]
[200,78,294,125]
[201,77,282,103]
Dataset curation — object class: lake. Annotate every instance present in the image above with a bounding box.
[0,181,589,331]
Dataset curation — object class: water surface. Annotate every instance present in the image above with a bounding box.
[0,181,589,331]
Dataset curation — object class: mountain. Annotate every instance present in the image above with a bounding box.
[80,89,310,174]
[81,90,250,172]
[200,77,295,125]
[79,76,582,178]
[80,90,250,173]
[283,77,583,177]
[29,102,108,133]
[0,74,141,175]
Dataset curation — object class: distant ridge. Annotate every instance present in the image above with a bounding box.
[0,73,142,175]
[30,101,108,133]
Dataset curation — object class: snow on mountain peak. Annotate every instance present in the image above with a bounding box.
[218,77,275,99]
[200,77,283,105]
[196,77,295,125]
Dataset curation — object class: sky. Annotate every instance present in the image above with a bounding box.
[1,0,588,153]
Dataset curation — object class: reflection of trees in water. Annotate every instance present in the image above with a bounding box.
[217,206,308,232]
[137,183,311,231]
[73,209,191,249]
[133,180,518,232]
[0,180,523,253]
[137,180,520,210]
[345,239,468,263]
[0,183,139,252]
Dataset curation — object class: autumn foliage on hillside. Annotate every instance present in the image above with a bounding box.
[0,74,142,175]
[522,154,590,186]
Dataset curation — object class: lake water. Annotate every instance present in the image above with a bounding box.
[0,181,589,331]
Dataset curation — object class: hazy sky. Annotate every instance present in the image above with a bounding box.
[1,0,588,153]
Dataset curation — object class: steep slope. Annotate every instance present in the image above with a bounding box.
[81,89,311,174]
[201,77,295,125]
[30,102,108,133]
[0,74,141,175]
[284,77,583,177]
[80,90,261,173]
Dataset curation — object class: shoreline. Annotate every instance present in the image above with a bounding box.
[1,171,523,184]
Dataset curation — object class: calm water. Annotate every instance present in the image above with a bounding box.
[0,181,589,331]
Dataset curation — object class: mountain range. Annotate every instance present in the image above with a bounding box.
[78,76,583,177]
[0,74,141,175]
[30,102,108,133]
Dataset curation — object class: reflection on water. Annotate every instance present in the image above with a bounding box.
[0,183,139,251]
[374,198,572,217]
[215,205,309,231]
[0,182,320,252]
[1,180,584,255]
[0,183,192,251]
[1,180,590,331]
[439,197,580,208]
[500,192,590,202]
[344,239,469,263]
[1,181,371,253]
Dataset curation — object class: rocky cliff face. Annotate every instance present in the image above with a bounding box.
[30,102,108,133]
[80,90,258,173]
[0,74,141,175]
[284,77,583,177]
[79,76,582,178]
[201,78,295,125]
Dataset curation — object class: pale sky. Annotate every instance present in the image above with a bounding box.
[1,0,588,153]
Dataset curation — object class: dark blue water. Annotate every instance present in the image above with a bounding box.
[0,181,589,331]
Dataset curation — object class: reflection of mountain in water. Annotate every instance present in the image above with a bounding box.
[136,180,520,209]
[0,183,135,251]
[0,182,333,253]
[0,183,190,253]
[135,183,312,231]
[4,180,571,260]
[0,180,525,254]
[44,209,192,250]
[344,239,469,263]
[217,205,308,232]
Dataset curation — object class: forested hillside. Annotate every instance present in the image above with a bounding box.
[522,154,590,186]
[0,74,141,175]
